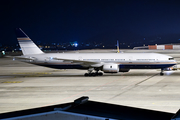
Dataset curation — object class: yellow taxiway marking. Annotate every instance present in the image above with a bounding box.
[12,72,53,77]
[2,81,23,83]
[13,72,52,75]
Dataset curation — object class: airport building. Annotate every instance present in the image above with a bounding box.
[134,44,180,50]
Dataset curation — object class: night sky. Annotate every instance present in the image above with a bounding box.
[1,0,180,46]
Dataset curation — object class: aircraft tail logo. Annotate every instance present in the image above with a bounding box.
[117,40,120,53]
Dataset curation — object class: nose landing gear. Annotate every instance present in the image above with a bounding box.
[160,69,164,76]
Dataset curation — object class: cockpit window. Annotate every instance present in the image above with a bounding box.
[169,58,174,60]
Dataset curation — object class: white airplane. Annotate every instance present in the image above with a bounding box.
[14,28,177,76]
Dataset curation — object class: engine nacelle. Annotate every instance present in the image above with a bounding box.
[102,64,119,73]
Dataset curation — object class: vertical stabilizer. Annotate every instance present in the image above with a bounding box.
[117,40,120,53]
[15,28,43,55]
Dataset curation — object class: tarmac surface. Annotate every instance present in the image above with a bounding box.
[1,49,180,114]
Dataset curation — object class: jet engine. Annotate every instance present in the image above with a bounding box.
[102,64,119,73]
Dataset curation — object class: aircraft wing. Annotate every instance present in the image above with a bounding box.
[53,57,103,67]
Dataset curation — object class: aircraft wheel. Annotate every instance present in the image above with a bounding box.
[98,72,103,76]
[160,72,164,76]
[91,73,96,77]
[87,73,93,77]
[95,72,99,76]
[84,73,89,76]
[84,72,103,77]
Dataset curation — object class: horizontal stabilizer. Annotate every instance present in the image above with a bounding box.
[13,56,36,61]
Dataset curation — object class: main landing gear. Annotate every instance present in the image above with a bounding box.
[160,69,164,76]
[84,68,103,77]
[84,72,103,76]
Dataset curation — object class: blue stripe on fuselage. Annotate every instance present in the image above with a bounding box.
[35,64,87,69]
[34,63,176,70]
[119,64,176,69]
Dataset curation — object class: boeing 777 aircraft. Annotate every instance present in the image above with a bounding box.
[14,28,177,76]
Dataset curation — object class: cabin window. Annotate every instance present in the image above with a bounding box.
[169,58,174,60]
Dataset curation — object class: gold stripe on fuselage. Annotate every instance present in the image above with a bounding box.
[33,61,176,65]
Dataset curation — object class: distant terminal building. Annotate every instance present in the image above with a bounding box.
[133,44,180,50]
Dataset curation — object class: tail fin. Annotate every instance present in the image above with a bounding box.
[15,28,43,55]
[117,40,120,53]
